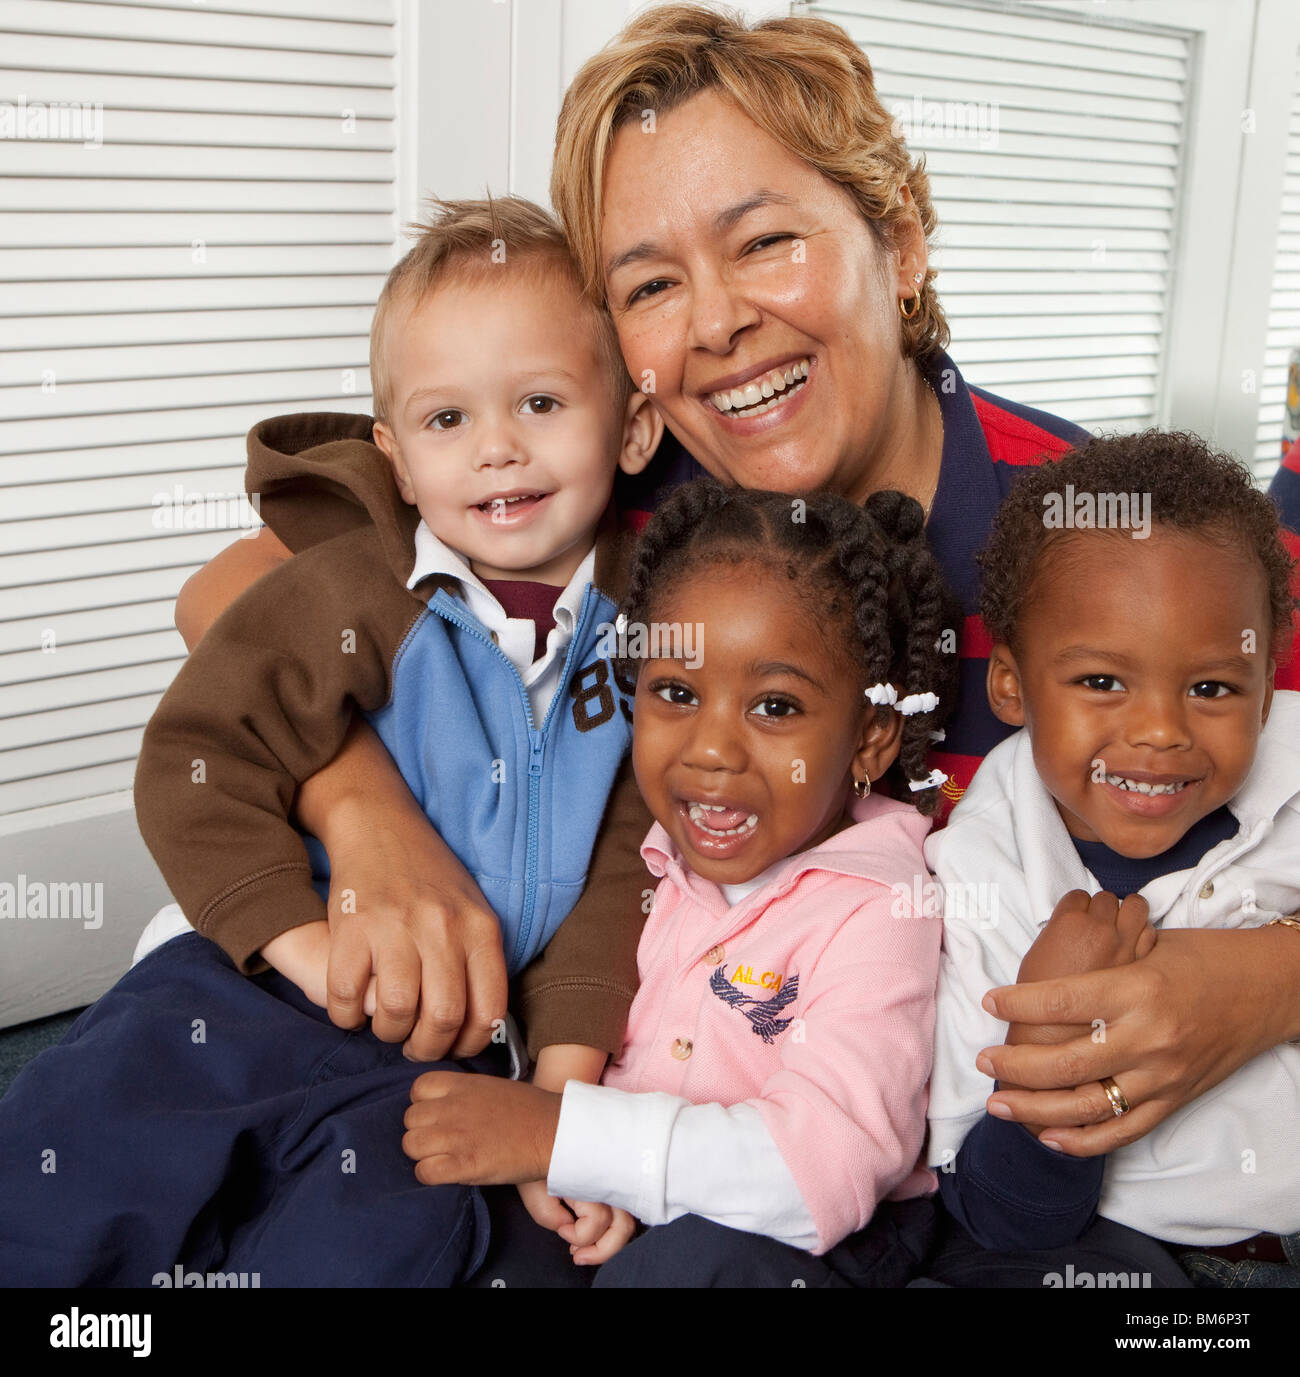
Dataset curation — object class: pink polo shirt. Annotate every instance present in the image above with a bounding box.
[598,792,940,1253]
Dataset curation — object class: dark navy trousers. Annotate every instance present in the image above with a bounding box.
[0,933,492,1288]
[467,1183,939,1288]
[911,1209,1194,1289]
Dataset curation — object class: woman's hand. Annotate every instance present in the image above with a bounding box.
[980,923,1300,1155]
[295,720,508,1062]
[321,812,508,1061]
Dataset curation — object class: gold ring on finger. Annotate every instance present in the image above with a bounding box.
[1100,1076,1130,1117]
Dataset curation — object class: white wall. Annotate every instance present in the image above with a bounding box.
[398,0,790,220]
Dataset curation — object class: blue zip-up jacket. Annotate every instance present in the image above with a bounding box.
[135,413,650,1054]
[357,576,632,976]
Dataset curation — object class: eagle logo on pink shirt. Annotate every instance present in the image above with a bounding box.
[709,967,800,1044]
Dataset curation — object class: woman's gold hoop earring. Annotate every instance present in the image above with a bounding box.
[852,776,872,799]
[899,294,921,319]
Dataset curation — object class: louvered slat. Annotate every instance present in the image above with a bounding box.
[0,0,396,813]
[0,335,370,387]
[1254,47,1300,480]
[812,0,1189,437]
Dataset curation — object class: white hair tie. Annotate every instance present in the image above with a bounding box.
[928,728,946,743]
[897,692,940,716]
[864,683,897,707]
[909,768,949,793]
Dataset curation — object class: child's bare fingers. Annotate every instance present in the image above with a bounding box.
[1115,893,1151,942]
[515,1181,573,1233]
[411,1152,462,1186]
[572,1211,638,1266]
[400,1116,450,1167]
[1047,889,1092,923]
[1085,890,1120,927]
[1134,924,1158,959]
[408,1069,459,1103]
[565,1200,612,1247]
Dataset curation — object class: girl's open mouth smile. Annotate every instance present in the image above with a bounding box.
[679,799,760,857]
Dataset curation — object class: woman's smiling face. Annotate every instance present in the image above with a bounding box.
[600,89,927,504]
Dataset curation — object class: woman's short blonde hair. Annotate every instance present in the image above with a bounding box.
[370,195,631,424]
[551,2,949,362]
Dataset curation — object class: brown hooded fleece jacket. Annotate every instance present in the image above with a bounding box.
[134,412,654,1059]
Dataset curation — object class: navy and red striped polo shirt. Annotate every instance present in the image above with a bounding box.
[1271,435,1300,539]
[613,350,1300,821]
[1270,437,1300,646]
[918,353,1085,816]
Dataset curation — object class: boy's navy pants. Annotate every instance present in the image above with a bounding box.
[0,933,494,1288]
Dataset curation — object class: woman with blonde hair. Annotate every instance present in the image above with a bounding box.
[132,4,1300,1284]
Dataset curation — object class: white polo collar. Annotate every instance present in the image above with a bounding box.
[404,518,594,681]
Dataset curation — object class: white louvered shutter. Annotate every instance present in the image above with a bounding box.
[0,0,396,817]
[809,0,1188,433]
[1253,43,1300,483]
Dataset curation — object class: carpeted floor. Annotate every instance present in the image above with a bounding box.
[0,1009,85,1098]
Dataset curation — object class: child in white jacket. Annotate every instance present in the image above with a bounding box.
[924,429,1300,1288]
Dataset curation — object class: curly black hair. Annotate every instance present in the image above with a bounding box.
[978,429,1297,659]
[615,477,961,814]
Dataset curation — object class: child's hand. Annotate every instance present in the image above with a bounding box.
[566,1201,638,1266]
[260,921,331,1008]
[261,920,377,1017]
[404,1072,561,1185]
[512,1183,636,1265]
[997,889,1155,1138]
[1015,889,1156,1013]
[515,1178,579,1234]
[514,1183,637,1267]
[514,1044,632,1263]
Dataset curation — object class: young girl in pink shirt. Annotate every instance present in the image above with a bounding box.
[404,478,959,1287]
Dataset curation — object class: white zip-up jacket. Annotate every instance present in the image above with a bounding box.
[925,691,1300,1246]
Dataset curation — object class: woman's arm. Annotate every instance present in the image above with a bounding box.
[978,923,1300,1155]
[175,528,293,649]
[291,719,510,1060]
